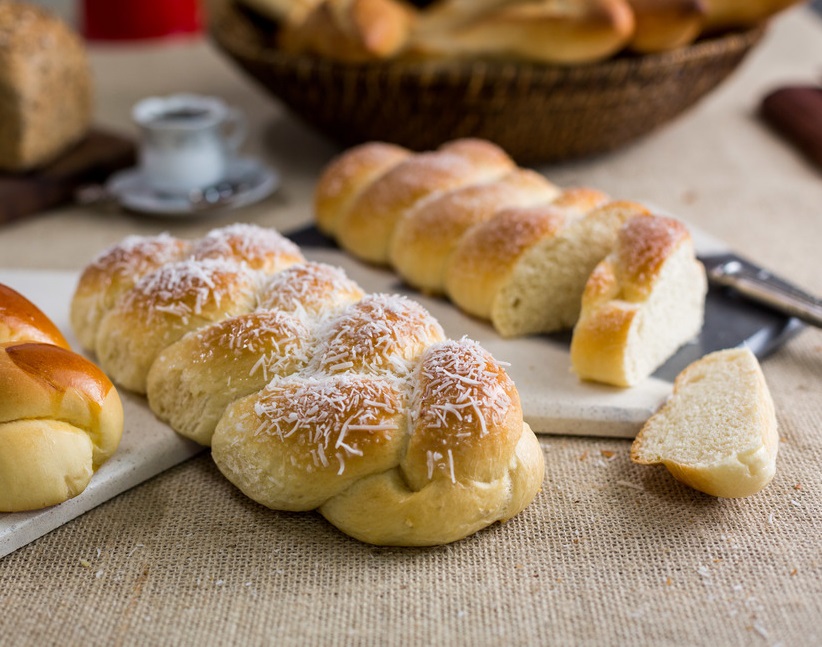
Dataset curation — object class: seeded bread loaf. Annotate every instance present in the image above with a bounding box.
[0,1,92,171]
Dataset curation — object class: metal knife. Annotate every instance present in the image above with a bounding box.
[700,253,822,328]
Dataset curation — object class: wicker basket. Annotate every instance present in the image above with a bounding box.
[210,0,764,164]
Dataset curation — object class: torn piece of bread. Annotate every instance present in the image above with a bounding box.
[570,214,707,387]
[631,347,778,498]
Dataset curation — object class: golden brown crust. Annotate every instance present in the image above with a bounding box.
[280,0,416,62]
[257,261,365,316]
[445,205,568,319]
[571,213,706,387]
[212,374,409,510]
[388,168,560,294]
[614,214,690,300]
[147,310,314,446]
[411,0,635,64]
[337,139,515,263]
[315,142,411,236]
[403,339,523,488]
[0,341,124,511]
[626,0,707,53]
[0,283,70,349]
[311,294,445,376]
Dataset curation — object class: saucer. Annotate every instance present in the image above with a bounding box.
[105,157,279,216]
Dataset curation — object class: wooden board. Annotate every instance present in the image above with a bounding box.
[0,130,135,224]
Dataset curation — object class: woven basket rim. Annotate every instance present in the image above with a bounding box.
[210,0,766,83]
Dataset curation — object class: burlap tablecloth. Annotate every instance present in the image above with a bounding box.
[1,7,820,645]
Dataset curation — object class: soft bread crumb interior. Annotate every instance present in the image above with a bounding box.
[635,350,765,465]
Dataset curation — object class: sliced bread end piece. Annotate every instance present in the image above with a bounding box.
[631,347,778,498]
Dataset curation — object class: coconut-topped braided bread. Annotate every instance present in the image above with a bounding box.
[72,224,544,545]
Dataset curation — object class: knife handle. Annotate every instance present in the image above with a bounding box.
[708,258,822,329]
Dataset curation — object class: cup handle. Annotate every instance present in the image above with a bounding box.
[223,107,248,154]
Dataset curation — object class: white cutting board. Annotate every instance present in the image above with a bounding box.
[0,225,730,557]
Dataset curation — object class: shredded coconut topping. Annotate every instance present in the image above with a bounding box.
[192,223,304,273]
[252,375,404,474]
[257,262,363,319]
[123,258,258,324]
[312,294,444,377]
[411,338,513,481]
[192,311,312,381]
[85,233,189,286]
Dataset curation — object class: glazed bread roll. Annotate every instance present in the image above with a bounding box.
[570,214,707,387]
[280,0,417,62]
[0,2,91,171]
[76,225,542,545]
[389,169,561,294]
[0,283,123,512]
[411,0,635,64]
[1,283,70,349]
[336,138,516,264]
[631,347,777,498]
[626,0,707,53]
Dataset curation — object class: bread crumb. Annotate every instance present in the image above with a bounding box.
[790,500,801,508]
[768,512,775,525]
[793,483,802,490]
[665,577,673,586]
[95,570,104,579]
[127,544,145,558]
[790,569,798,576]
[79,559,91,568]
[578,451,589,461]
[600,450,615,459]
[616,480,643,491]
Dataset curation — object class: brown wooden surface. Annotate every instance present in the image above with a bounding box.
[0,130,135,224]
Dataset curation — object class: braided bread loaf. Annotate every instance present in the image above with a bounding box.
[72,223,543,546]
[315,139,707,387]
[0,284,123,512]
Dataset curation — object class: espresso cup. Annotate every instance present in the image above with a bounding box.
[132,94,247,194]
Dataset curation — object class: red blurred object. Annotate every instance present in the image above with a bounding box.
[82,0,202,41]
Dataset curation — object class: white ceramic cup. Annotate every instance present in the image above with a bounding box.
[132,94,247,194]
